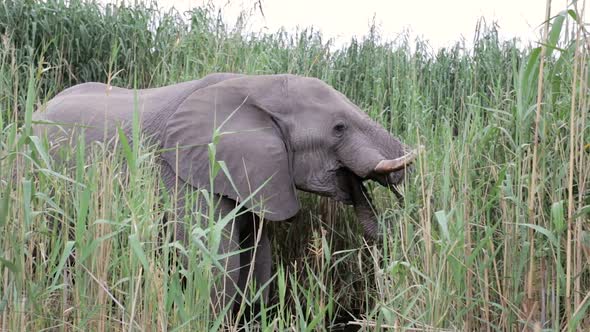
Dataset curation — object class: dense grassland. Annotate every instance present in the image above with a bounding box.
[1,0,589,330]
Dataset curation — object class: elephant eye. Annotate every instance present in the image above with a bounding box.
[333,122,347,136]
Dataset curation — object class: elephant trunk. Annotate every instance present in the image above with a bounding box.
[350,179,380,239]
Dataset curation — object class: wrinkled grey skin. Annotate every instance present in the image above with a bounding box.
[32,73,411,312]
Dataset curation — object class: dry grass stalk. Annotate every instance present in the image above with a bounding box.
[525,0,551,324]
[566,2,584,326]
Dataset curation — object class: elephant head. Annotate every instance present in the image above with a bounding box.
[161,74,417,238]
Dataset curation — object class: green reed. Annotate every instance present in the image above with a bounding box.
[0,0,588,330]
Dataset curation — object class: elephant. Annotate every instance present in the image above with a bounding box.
[31,73,418,313]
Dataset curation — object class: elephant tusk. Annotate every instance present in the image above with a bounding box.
[373,146,423,173]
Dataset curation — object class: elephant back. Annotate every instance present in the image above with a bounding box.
[31,73,246,153]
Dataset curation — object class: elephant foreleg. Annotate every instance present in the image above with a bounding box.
[158,159,247,314]
[212,213,244,314]
[237,217,272,310]
[254,228,271,305]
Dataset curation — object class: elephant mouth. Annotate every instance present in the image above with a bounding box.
[334,147,420,239]
[366,146,420,195]
[336,146,419,202]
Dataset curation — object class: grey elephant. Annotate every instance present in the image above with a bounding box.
[31,73,417,312]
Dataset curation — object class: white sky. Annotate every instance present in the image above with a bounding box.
[109,0,588,50]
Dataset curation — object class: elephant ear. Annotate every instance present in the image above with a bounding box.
[161,80,299,221]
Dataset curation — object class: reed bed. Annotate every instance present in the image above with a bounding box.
[0,0,588,330]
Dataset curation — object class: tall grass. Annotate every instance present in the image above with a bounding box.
[1,0,589,330]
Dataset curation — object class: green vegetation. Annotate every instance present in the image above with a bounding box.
[1,0,589,330]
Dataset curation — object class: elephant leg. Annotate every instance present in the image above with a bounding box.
[237,217,272,309]
[159,159,246,313]
[211,205,245,314]
[158,158,190,245]
[254,226,271,305]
